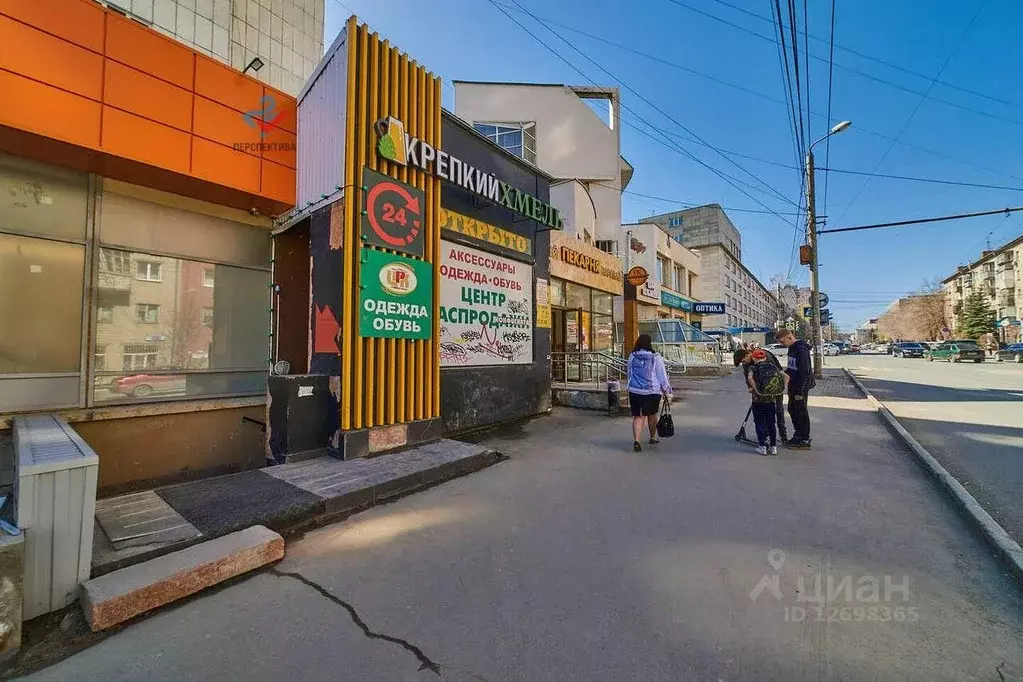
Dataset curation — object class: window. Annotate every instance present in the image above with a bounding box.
[668,216,683,228]
[658,257,670,288]
[97,306,114,323]
[122,343,159,371]
[591,291,613,315]
[136,260,163,282]
[201,307,214,326]
[473,122,537,164]
[100,249,130,275]
[136,303,160,323]
[203,267,215,287]
[674,264,686,293]
[595,239,617,255]
[550,278,566,307]
[565,282,591,310]
[94,345,107,371]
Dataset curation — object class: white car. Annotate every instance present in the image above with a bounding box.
[767,343,789,359]
[821,343,841,356]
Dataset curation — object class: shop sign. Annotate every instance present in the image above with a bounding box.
[376,118,562,230]
[626,266,648,286]
[439,207,532,256]
[359,248,432,339]
[536,278,551,329]
[693,302,726,315]
[361,167,425,257]
[548,232,623,295]
[438,241,533,367]
[660,290,693,312]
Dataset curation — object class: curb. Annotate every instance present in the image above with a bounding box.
[843,368,1023,585]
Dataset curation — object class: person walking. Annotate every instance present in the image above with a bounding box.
[775,328,814,449]
[745,349,788,455]
[627,333,672,452]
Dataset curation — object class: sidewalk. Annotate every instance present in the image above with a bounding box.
[16,370,1023,680]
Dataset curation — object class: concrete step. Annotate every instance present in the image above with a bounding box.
[81,525,283,631]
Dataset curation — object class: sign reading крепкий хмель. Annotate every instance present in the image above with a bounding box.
[375,117,562,230]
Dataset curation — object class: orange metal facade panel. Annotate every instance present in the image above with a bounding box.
[193,95,261,150]
[101,106,191,174]
[192,137,261,194]
[104,61,193,132]
[262,85,297,133]
[261,125,296,169]
[0,70,100,149]
[0,15,103,100]
[260,159,296,205]
[194,56,263,115]
[104,15,195,91]
[0,0,104,53]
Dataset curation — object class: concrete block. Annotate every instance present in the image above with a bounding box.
[0,532,23,662]
[81,525,283,631]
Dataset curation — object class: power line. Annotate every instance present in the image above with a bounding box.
[832,2,989,224]
[491,1,1023,185]
[488,0,805,224]
[602,183,804,216]
[705,0,1023,112]
[820,168,1023,192]
[664,0,1023,129]
[820,207,1021,235]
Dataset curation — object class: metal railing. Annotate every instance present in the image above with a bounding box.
[551,351,626,389]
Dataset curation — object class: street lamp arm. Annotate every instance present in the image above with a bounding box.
[809,120,852,152]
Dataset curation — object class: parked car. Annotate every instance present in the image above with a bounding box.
[893,342,927,358]
[926,341,986,363]
[767,343,789,359]
[996,343,1023,363]
[112,374,186,398]
[821,343,841,356]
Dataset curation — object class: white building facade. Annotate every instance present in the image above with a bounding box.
[942,234,1021,343]
[93,0,324,96]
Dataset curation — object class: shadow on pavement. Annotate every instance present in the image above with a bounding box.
[854,375,1023,403]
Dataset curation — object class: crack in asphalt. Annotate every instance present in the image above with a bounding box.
[995,659,1006,682]
[270,568,441,675]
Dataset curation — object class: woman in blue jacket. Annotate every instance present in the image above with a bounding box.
[627,334,673,451]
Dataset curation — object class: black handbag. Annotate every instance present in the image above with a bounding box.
[656,398,675,438]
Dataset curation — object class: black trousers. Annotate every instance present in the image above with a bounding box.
[774,396,787,439]
[787,388,811,441]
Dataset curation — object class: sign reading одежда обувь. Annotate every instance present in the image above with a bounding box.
[438,241,533,367]
[359,248,433,339]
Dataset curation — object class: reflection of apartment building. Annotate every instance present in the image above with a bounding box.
[647,205,777,331]
[93,0,325,95]
[941,233,1022,342]
[454,81,632,246]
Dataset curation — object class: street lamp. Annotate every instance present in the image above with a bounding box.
[805,120,851,378]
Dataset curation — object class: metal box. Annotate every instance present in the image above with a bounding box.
[14,415,99,619]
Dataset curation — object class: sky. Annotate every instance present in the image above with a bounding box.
[321,0,1023,330]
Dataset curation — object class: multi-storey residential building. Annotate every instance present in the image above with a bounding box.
[942,233,1022,342]
[94,0,324,95]
[647,205,777,332]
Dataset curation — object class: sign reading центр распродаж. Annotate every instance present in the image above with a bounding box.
[438,241,533,367]
[359,248,432,339]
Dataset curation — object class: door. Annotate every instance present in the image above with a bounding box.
[552,308,566,381]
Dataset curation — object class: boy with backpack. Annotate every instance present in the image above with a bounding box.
[745,349,789,455]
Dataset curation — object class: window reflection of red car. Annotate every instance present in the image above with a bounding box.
[112,374,183,398]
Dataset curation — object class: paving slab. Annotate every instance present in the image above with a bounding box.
[94,491,201,549]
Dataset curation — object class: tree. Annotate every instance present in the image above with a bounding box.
[958,291,996,340]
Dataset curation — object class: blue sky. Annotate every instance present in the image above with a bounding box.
[322,0,1023,330]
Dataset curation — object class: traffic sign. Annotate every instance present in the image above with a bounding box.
[361,167,425,257]
[803,306,813,318]
[818,292,829,308]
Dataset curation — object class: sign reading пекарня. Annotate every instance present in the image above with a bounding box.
[438,241,533,368]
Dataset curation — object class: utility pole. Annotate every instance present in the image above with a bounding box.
[806,148,824,379]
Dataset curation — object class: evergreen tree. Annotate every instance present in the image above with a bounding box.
[958,291,996,339]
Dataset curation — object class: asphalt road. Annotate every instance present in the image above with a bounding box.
[835,352,1023,545]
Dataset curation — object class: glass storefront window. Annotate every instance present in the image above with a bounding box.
[550,278,565,307]
[92,249,269,404]
[0,153,88,240]
[592,313,613,351]
[565,282,591,310]
[592,291,613,315]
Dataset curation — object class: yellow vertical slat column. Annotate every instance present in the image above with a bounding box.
[375,39,389,424]
[395,52,409,422]
[432,76,442,417]
[340,17,358,431]
[421,66,433,419]
[352,24,369,430]
[363,30,379,428]
[386,47,399,425]
[414,65,426,420]
[405,61,419,422]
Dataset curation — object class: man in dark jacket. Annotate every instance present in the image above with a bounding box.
[776,329,814,449]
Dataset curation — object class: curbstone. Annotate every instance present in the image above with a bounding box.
[844,368,1023,585]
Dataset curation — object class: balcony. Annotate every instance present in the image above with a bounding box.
[997,256,1014,271]
[998,306,1017,321]
[996,269,1015,289]
[97,271,131,291]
